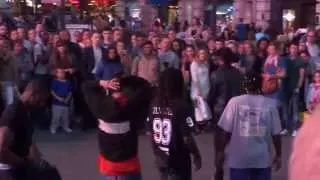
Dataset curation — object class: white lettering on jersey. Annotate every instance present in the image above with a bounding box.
[152,118,172,146]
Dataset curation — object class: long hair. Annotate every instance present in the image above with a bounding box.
[155,68,184,108]
[104,46,121,63]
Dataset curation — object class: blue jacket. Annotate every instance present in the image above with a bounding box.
[95,60,123,80]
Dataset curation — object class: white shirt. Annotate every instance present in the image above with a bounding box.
[190,61,210,100]
[92,46,102,74]
[307,42,320,57]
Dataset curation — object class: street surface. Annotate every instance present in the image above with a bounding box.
[36,130,292,180]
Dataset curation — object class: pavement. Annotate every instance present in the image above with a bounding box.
[36,130,293,180]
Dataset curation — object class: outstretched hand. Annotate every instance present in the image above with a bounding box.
[99,79,120,91]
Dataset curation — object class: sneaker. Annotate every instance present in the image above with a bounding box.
[63,128,73,133]
[292,130,298,137]
[280,129,288,135]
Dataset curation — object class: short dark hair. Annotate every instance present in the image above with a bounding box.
[215,47,234,66]
[142,41,153,47]
[102,27,112,32]
[241,72,262,94]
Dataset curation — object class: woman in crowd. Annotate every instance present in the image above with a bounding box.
[306,71,320,114]
[257,37,270,61]
[171,39,184,60]
[95,47,123,80]
[262,43,287,112]
[116,41,132,75]
[181,45,196,86]
[190,48,211,125]
[49,41,76,73]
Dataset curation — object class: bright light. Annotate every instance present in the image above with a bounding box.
[216,11,227,15]
[283,12,295,22]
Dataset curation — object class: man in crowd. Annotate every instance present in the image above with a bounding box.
[0,24,8,38]
[0,80,48,180]
[218,72,282,180]
[158,37,180,71]
[306,30,320,57]
[12,40,33,90]
[0,38,18,107]
[113,28,123,43]
[102,27,114,49]
[208,47,242,180]
[131,41,159,86]
[82,32,104,80]
[281,43,305,137]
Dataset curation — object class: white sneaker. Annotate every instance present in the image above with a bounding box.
[280,129,288,135]
[292,130,298,137]
[63,128,73,133]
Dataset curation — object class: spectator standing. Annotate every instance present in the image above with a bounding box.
[50,69,73,134]
[116,41,132,75]
[306,30,320,57]
[281,43,305,136]
[262,43,287,105]
[102,27,114,49]
[218,72,282,180]
[0,39,18,107]
[82,32,104,80]
[95,47,123,80]
[257,38,270,61]
[12,40,34,90]
[158,38,180,71]
[208,47,242,180]
[181,45,196,86]
[306,71,320,113]
[131,41,159,86]
[33,31,51,86]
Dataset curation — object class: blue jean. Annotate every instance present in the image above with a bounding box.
[284,93,300,132]
[100,173,141,180]
[0,81,16,107]
[230,168,271,180]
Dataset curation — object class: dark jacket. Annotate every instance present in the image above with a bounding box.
[208,66,242,123]
[82,46,105,80]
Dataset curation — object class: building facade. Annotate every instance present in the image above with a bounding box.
[234,0,316,31]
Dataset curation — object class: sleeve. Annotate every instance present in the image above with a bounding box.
[173,54,180,69]
[81,80,117,120]
[217,98,236,133]
[178,104,195,137]
[95,62,104,80]
[306,84,313,110]
[0,105,15,127]
[131,57,139,76]
[270,104,281,135]
[33,44,42,63]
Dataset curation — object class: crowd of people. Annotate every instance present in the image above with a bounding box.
[0,15,319,180]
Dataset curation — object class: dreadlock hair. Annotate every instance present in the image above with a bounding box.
[240,71,262,95]
[155,68,185,108]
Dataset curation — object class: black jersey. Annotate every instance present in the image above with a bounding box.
[147,99,195,169]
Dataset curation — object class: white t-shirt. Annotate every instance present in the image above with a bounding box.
[218,94,281,168]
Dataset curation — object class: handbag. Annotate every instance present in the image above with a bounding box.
[262,78,279,94]
[194,96,212,122]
